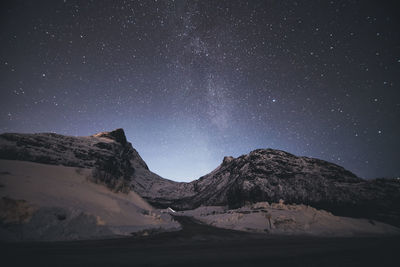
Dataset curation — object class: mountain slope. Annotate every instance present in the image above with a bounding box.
[0,129,183,241]
[0,128,194,200]
[1,129,399,228]
[0,159,179,241]
[170,149,400,226]
[179,149,362,208]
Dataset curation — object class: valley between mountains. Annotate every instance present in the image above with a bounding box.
[0,128,399,241]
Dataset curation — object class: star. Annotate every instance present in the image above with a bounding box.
[0,0,398,180]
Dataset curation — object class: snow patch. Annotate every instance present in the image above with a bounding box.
[178,202,400,237]
[0,159,180,241]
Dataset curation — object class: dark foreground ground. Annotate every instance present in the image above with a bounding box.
[1,216,399,267]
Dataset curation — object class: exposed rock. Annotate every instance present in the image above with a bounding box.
[1,129,399,227]
[92,128,127,145]
[0,129,197,205]
[222,156,234,165]
[0,129,153,192]
[167,149,400,227]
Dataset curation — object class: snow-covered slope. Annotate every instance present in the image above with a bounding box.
[1,129,399,229]
[0,159,179,241]
[178,202,400,236]
[178,149,363,208]
[0,128,194,201]
[170,149,400,227]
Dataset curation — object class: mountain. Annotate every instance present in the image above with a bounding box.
[0,129,182,194]
[0,129,181,241]
[0,159,180,241]
[168,149,400,226]
[1,129,399,228]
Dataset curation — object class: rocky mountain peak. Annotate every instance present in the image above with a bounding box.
[163,147,400,226]
[0,129,152,192]
[247,148,297,159]
[92,128,127,145]
[222,156,235,165]
[171,148,365,209]
[1,130,399,227]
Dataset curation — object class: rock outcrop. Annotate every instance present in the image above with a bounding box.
[0,129,171,193]
[1,129,399,227]
[169,149,400,227]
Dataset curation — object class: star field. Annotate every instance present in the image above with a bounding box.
[0,0,399,181]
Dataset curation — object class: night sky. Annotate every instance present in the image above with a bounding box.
[1,0,399,181]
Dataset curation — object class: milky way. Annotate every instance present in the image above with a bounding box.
[1,0,399,181]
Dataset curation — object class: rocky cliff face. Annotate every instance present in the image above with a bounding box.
[0,128,136,170]
[0,129,183,195]
[180,148,362,208]
[170,149,400,226]
[1,129,399,226]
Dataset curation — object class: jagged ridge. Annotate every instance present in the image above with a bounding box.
[166,149,400,227]
[0,129,399,226]
[0,129,191,197]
